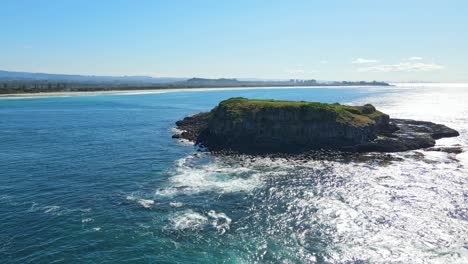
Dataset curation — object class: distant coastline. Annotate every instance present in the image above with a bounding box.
[0,84,395,98]
[0,70,390,95]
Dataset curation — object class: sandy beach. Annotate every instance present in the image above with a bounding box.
[0,85,392,98]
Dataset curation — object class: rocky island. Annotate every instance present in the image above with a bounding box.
[173,97,459,154]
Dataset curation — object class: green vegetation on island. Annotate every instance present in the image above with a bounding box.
[217,97,386,127]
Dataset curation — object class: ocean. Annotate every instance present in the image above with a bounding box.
[0,85,467,263]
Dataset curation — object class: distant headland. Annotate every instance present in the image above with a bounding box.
[0,70,390,95]
[173,97,459,154]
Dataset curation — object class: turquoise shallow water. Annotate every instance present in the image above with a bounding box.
[0,86,467,263]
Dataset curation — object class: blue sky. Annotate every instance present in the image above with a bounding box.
[1,0,467,82]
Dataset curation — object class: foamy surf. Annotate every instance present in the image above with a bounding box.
[126,195,155,208]
[155,154,264,196]
[169,201,184,208]
[169,209,232,233]
[138,199,155,208]
[170,210,209,230]
[208,210,232,234]
[81,218,94,223]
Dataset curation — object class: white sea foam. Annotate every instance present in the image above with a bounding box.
[138,199,155,208]
[457,151,468,167]
[170,209,232,233]
[170,127,184,134]
[126,195,136,201]
[27,202,83,216]
[43,205,61,214]
[126,195,155,208]
[169,202,184,208]
[176,138,194,146]
[155,155,263,196]
[171,127,194,145]
[208,210,232,234]
[82,218,94,223]
[171,210,208,230]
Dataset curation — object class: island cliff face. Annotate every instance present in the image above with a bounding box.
[174,97,459,154]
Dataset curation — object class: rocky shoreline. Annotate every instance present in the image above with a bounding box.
[173,98,460,154]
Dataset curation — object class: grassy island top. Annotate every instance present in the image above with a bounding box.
[216,97,387,126]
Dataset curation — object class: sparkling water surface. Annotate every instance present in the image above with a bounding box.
[0,85,467,263]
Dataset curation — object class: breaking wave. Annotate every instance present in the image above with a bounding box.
[169,209,232,233]
[155,154,266,196]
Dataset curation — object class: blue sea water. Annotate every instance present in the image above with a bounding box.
[0,86,467,263]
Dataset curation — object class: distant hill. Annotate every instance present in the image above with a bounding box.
[0,70,186,83]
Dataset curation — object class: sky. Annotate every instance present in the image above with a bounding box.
[1,0,467,82]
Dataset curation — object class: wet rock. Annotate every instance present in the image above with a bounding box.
[172,134,182,139]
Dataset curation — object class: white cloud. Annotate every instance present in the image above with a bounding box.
[406,56,423,61]
[357,62,444,73]
[352,58,379,64]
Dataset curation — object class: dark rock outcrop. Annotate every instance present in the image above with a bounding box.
[173,98,460,154]
[346,119,460,152]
